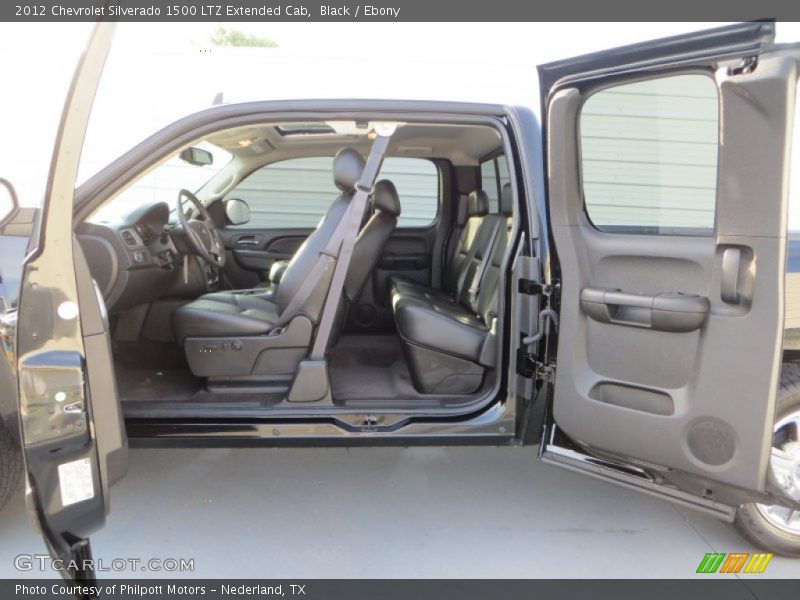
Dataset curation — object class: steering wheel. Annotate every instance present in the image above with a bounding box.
[176,189,226,268]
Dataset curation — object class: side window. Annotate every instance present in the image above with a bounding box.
[380,157,439,228]
[496,155,510,194]
[480,158,499,212]
[480,155,510,212]
[579,74,719,235]
[225,156,439,229]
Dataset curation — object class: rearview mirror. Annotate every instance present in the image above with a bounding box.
[179,147,214,167]
[224,198,250,226]
[0,178,20,228]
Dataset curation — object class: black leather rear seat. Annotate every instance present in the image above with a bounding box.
[389,189,490,305]
[392,184,513,394]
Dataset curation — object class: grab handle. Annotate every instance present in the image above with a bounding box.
[580,287,709,332]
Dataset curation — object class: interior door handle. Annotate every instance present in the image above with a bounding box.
[721,247,742,304]
[234,235,260,247]
[581,287,709,332]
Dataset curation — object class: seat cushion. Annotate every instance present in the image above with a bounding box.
[389,274,454,307]
[394,294,489,362]
[172,291,279,342]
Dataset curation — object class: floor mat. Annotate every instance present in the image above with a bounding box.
[115,365,203,402]
[114,336,288,407]
[113,340,188,370]
[115,364,287,407]
[114,336,478,405]
[328,334,426,400]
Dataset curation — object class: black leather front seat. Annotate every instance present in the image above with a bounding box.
[172,147,365,344]
[255,179,401,303]
[343,179,401,304]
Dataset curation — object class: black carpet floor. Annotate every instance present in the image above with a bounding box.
[328,334,428,401]
[114,335,474,405]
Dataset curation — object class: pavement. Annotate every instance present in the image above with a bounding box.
[0,445,798,579]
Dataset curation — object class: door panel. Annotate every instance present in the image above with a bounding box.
[347,227,437,332]
[73,240,128,502]
[541,23,798,506]
[219,226,312,288]
[372,232,432,302]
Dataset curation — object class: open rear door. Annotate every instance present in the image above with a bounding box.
[539,22,800,512]
[13,23,128,583]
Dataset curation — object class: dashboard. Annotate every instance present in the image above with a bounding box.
[118,203,179,269]
[77,202,219,312]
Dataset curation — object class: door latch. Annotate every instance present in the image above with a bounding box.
[360,415,379,432]
[516,347,537,378]
[518,279,551,296]
[727,55,758,76]
[516,349,555,383]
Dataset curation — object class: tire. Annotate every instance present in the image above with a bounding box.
[733,363,800,557]
[0,418,23,513]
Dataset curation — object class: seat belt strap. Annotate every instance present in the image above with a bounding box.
[272,252,334,328]
[272,137,392,330]
[468,219,502,307]
[453,220,484,298]
[310,127,395,359]
[442,193,468,286]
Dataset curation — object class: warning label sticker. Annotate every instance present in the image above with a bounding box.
[58,458,95,506]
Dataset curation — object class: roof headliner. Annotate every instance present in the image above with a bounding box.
[207,121,503,168]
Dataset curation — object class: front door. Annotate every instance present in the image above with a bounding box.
[11,23,128,583]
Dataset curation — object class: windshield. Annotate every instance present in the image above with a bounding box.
[89,141,231,223]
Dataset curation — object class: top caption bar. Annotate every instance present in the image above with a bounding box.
[3,0,800,22]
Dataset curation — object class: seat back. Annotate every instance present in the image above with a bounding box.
[472,183,514,323]
[343,179,401,304]
[444,190,489,294]
[275,147,364,323]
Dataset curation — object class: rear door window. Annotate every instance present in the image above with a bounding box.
[579,74,719,235]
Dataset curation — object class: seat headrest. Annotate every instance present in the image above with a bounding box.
[372,179,401,217]
[467,190,489,217]
[500,183,513,216]
[334,148,365,194]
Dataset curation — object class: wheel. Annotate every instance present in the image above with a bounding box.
[734,364,800,556]
[0,418,23,512]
